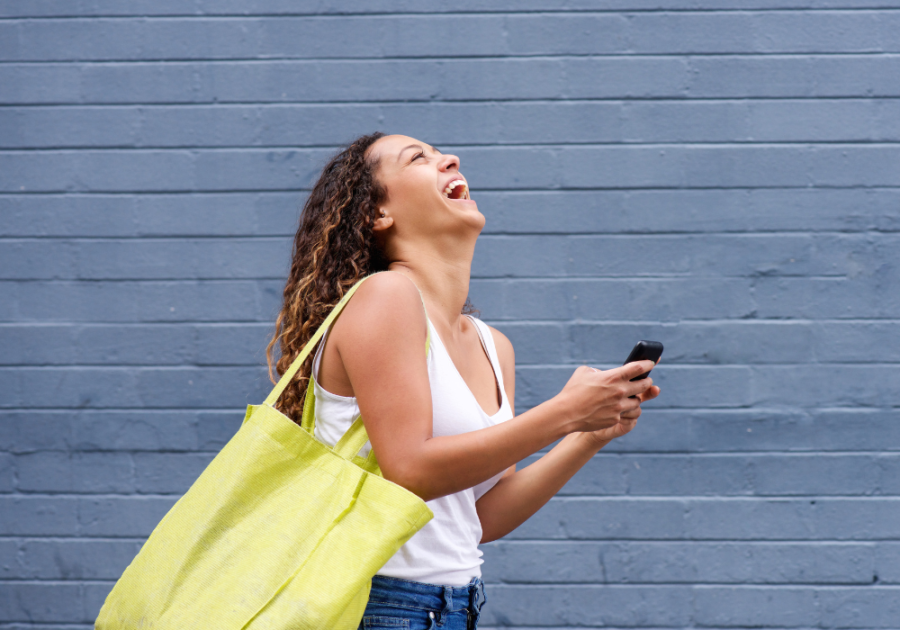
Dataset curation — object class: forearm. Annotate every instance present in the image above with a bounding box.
[382,396,577,501]
[475,432,609,542]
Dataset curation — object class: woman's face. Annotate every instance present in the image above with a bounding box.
[367,134,485,249]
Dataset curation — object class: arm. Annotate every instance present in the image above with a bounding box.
[334,272,657,502]
[475,327,660,543]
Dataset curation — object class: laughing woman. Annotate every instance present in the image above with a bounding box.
[267,132,660,629]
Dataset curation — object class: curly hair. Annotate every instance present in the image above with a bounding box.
[266,131,476,424]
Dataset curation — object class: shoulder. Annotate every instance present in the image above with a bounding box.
[333,271,427,344]
[353,270,422,307]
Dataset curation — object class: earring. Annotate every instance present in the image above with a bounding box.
[380,212,385,217]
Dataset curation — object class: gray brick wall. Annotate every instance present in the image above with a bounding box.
[1,2,898,627]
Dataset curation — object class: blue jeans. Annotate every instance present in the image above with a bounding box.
[358,575,487,630]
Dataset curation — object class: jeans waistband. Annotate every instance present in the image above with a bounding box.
[369,575,486,614]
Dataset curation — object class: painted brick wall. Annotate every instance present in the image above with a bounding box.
[2,2,899,627]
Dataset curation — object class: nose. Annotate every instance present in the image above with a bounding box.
[438,153,460,172]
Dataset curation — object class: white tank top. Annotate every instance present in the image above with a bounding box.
[311,308,513,586]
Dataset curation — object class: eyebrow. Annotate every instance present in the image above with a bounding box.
[397,143,441,162]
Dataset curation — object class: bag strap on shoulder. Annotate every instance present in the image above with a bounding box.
[264,276,370,408]
[263,272,432,415]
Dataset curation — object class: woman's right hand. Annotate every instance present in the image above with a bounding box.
[555,361,658,434]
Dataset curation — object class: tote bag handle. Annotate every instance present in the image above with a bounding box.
[263,276,372,409]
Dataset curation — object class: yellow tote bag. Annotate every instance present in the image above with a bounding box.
[96,275,433,629]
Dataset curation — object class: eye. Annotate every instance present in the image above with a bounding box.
[412,151,425,162]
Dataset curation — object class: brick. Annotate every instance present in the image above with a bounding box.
[818,587,900,628]
[474,233,883,280]
[507,497,687,540]
[0,105,138,149]
[877,455,900,495]
[557,453,891,497]
[0,192,301,237]
[72,237,292,280]
[0,497,78,535]
[0,240,78,280]
[689,498,900,540]
[0,366,271,409]
[687,408,900,453]
[570,321,816,366]
[0,150,197,193]
[756,276,900,319]
[0,539,144,580]
[482,584,692,627]
[750,454,882,496]
[482,541,875,584]
[71,410,202,452]
[0,412,76,454]
[194,323,272,366]
[524,453,629,496]
[0,451,13,492]
[0,410,203,453]
[2,279,280,323]
[874,542,900,583]
[0,582,89,623]
[0,194,141,237]
[629,11,900,54]
[0,64,81,104]
[694,586,819,627]
[813,322,900,363]
[77,496,177,536]
[478,188,900,234]
[686,55,900,98]
[0,324,195,365]
[753,365,900,408]
[15,451,134,493]
[627,455,752,497]
[133,452,217,494]
[197,411,243,451]
[470,278,757,323]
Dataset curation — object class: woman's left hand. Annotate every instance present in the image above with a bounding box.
[582,384,660,448]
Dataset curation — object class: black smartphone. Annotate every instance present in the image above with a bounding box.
[623,340,664,388]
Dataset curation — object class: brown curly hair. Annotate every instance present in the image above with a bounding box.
[266,131,476,423]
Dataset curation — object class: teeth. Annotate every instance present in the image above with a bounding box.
[443,180,468,198]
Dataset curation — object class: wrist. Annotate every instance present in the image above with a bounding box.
[546,394,581,439]
[578,430,612,452]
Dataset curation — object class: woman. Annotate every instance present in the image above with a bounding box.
[267,132,660,629]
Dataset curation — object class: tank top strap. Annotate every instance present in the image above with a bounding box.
[465,315,506,396]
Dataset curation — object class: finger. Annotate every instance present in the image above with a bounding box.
[618,360,657,382]
[639,385,661,403]
[626,376,655,399]
[622,394,643,413]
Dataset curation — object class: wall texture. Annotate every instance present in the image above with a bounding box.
[2,2,899,628]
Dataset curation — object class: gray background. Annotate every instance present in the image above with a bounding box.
[2,1,900,627]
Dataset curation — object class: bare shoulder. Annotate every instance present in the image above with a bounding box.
[334,271,427,344]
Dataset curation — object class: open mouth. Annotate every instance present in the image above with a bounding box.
[442,180,469,201]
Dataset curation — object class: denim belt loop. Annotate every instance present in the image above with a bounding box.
[470,578,486,611]
[440,585,453,623]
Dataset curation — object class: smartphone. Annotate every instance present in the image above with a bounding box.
[623,340,664,391]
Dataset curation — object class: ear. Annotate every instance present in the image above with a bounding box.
[372,213,394,232]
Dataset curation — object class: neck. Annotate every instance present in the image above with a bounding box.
[387,245,474,335]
